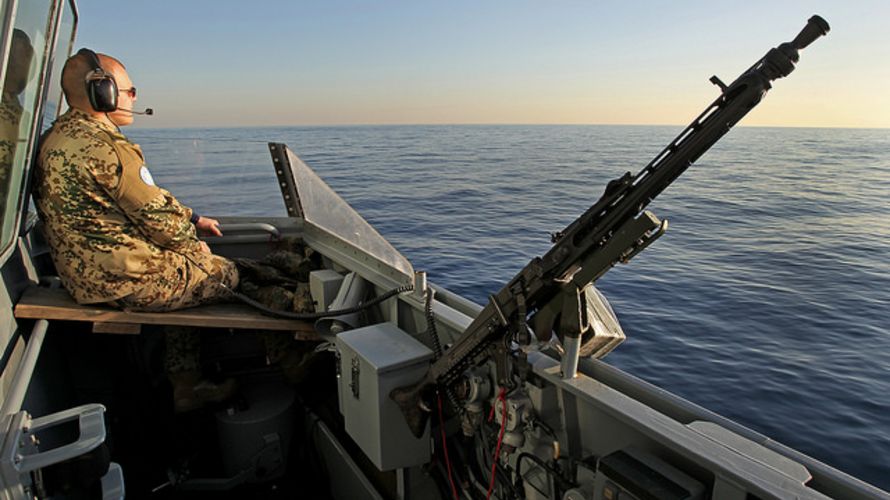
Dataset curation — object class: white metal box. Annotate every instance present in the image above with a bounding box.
[336,322,433,471]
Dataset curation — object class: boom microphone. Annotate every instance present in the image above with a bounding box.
[119,107,153,115]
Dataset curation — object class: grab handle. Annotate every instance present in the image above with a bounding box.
[5,404,107,473]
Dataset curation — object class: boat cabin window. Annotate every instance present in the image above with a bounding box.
[41,2,76,132]
[0,0,70,258]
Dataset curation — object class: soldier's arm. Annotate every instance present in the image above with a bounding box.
[128,189,204,253]
[87,138,203,254]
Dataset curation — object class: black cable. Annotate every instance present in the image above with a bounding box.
[527,416,560,460]
[494,461,520,500]
[226,283,413,321]
[172,242,414,321]
[532,418,558,442]
[426,290,444,357]
[455,434,482,497]
[426,291,463,414]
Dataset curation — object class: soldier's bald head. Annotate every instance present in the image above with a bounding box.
[61,51,127,110]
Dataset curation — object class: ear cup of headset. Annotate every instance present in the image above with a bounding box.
[78,48,118,112]
[87,76,118,112]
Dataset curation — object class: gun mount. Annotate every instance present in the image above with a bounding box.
[391,16,830,439]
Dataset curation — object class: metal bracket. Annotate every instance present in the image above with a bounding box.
[620,216,668,264]
[488,294,509,327]
[558,288,585,380]
[511,282,529,345]
[268,143,304,218]
[493,342,511,388]
[570,210,666,286]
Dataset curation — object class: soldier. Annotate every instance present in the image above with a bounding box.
[34,49,237,412]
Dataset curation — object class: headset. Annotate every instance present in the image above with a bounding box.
[78,48,118,112]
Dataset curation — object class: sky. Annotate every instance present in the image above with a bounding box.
[72,0,890,129]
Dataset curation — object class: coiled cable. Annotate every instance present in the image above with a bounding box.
[425,290,463,413]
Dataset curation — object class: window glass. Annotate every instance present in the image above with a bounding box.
[41,0,74,132]
[284,147,414,282]
[0,0,54,254]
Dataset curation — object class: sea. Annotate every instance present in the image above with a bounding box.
[129,124,890,491]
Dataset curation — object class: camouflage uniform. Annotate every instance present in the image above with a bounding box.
[34,108,238,308]
[0,92,23,227]
[35,109,238,373]
[237,243,320,368]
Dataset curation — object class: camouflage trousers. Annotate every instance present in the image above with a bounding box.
[114,251,240,374]
[164,326,293,374]
[124,242,316,374]
[116,252,239,312]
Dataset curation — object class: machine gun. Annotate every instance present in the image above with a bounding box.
[391,15,830,438]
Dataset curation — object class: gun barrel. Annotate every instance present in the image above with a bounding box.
[792,15,830,50]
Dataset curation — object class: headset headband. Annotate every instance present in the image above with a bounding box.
[78,48,101,71]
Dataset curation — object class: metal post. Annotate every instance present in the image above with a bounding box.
[0,320,48,417]
[561,333,581,380]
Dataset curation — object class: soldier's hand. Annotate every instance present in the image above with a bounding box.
[199,241,212,254]
[196,216,223,237]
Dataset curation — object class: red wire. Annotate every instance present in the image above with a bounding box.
[437,393,459,500]
[486,388,508,500]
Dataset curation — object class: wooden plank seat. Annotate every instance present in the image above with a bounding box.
[14,285,320,339]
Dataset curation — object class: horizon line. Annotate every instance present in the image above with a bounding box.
[128,122,890,132]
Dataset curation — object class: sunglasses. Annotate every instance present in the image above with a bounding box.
[118,86,136,98]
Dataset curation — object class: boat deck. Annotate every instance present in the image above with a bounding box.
[14,285,319,337]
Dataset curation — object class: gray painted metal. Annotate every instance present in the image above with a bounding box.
[0,320,46,418]
[311,415,384,500]
[575,356,890,499]
[268,143,303,218]
[399,280,889,498]
[216,222,282,240]
[529,352,834,499]
[336,322,433,471]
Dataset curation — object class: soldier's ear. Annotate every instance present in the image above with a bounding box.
[78,48,118,112]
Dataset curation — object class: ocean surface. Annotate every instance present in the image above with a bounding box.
[129,124,890,491]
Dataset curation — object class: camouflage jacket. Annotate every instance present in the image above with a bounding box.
[0,92,23,225]
[34,109,203,304]
[0,92,22,167]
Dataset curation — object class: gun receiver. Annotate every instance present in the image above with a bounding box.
[392,16,830,438]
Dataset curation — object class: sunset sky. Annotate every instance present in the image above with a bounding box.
[74,0,889,129]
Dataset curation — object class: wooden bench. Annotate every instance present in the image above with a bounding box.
[14,286,320,339]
